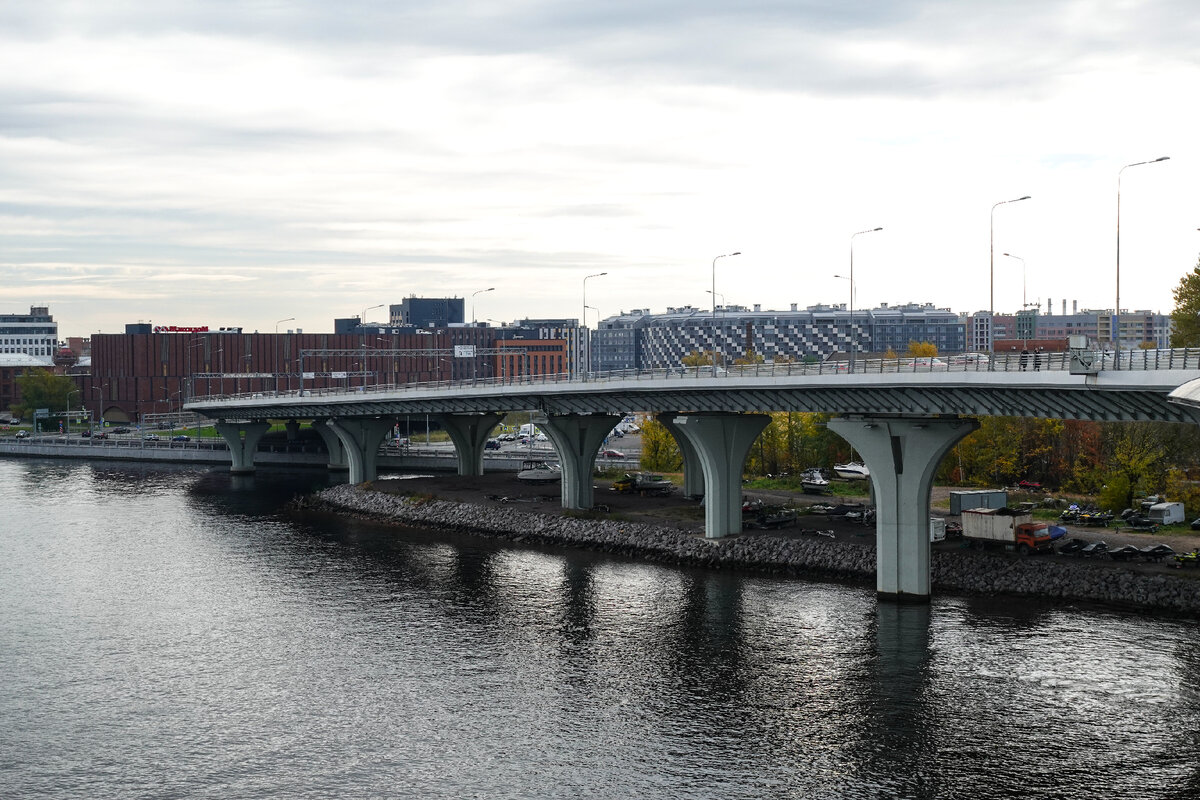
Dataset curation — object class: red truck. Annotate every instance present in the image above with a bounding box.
[962,508,1055,555]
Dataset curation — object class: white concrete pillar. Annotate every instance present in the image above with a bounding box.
[828,416,979,600]
[671,413,772,539]
[440,412,504,476]
[539,413,622,510]
[656,413,705,498]
[328,417,395,484]
[311,417,348,471]
[214,421,271,474]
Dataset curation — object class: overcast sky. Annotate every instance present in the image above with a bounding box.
[2,1,1199,338]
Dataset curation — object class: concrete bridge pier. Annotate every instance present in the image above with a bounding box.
[311,417,349,472]
[440,412,504,476]
[215,421,271,474]
[828,416,979,601]
[671,413,772,539]
[656,413,705,498]
[328,418,394,484]
[539,413,622,510]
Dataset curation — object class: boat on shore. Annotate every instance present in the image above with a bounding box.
[799,468,830,494]
[516,460,561,484]
[833,462,870,481]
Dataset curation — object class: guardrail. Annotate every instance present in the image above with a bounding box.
[187,347,1200,405]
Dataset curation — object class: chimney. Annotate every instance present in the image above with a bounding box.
[1062,299,1066,315]
[790,303,797,311]
[754,304,761,312]
[1073,300,1077,314]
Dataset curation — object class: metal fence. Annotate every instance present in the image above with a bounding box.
[188,347,1200,404]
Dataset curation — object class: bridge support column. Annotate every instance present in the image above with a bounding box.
[539,413,622,510]
[312,418,348,471]
[215,421,271,474]
[671,413,772,539]
[657,413,705,498]
[328,418,394,484]
[828,416,979,601]
[440,413,504,476]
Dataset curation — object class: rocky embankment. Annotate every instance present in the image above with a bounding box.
[310,484,1200,616]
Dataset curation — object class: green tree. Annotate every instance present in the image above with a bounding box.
[1170,257,1200,347]
[680,350,717,367]
[14,369,78,421]
[638,418,683,472]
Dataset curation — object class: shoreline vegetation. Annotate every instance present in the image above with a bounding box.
[304,482,1200,618]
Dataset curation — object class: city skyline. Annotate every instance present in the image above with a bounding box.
[2,2,1199,339]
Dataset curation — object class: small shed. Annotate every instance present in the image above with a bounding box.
[1148,502,1185,525]
[949,489,1008,516]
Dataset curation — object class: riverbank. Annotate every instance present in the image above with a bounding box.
[309,477,1200,616]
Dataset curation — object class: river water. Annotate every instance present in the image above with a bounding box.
[1,458,1198,799]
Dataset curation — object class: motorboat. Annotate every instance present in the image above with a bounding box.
[612,472,675,496]
[799,468,830,494]
[833,462,870,481]
[516,460,561,484]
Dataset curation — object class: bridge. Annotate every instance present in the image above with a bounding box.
[186,347,1200,602]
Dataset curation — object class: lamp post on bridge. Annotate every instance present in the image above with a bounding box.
[471,287,494,324]
[581,272,607,381]
[847,228,882,372]
[990,195,1031,361]
[1115,156,1169,369]
[711,252,740,376]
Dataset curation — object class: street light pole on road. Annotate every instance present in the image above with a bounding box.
[847,228,882,372]
[581,272,607,380]
[1115,156,1169,369]
[711,252,741,376]
[989,195,1031,359]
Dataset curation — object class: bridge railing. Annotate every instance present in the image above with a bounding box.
[186,348,1200,404]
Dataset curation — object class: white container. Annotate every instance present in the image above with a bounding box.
[929,517,946,542]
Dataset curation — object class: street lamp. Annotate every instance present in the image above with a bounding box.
[990,196,1031,356]
[1115,156,1169,369]
[275,317,294,334]
[1002,252,1027,311]
[711,252,741,376]
[848,228,882,372]
[361,303,384,326]
[582,272,607,380]
[66,389,79,435]
[471,287,494,324]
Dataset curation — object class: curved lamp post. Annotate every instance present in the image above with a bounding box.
[1115,157,1169,369]
[990,196,1031,358]
[471,287,494,324]
[848,228,882,371]
[361,304,384,326]
[711,252,741,376]
[1002,252,1027,310]
[582,272,607,380]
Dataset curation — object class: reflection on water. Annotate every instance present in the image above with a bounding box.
[1,459,1198,799]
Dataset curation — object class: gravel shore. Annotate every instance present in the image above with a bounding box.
[306,474,1200,617]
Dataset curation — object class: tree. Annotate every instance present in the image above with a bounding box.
[13,369,78,421]
[906,341,938,357]
[680,350,717,367]
[1170,257,1200,347]
[638,418,683,472]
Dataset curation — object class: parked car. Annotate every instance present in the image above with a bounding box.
[600,449,626,459]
